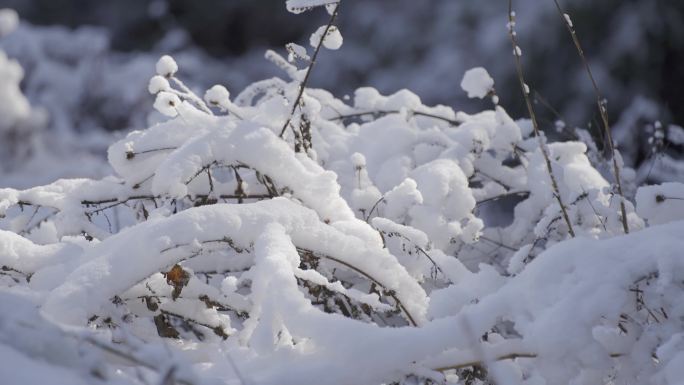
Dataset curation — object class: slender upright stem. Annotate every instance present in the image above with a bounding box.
[553,0,629,234]
[507,0,575,237]
[279,3,341,141]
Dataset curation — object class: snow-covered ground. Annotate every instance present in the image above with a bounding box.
[1,2,684,385]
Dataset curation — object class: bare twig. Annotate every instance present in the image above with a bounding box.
[279,3,341,140]
[125,147,177,160]
[83,336,196,385]
[170,76,213,115]
[479,235,517,252]
[476,191,529,206]
[332,109,461,126]
[580,186,608,231]
[364,196,385,222]
[225,351,248,385]
[433,350,622,372]
[161,309,229,339]
[475,170,514,191]
[1,265,32,282]
[296,247,419,326]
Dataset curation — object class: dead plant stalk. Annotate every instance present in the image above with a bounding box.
[553,0,629,234]
[507,0,576,237]
[279,2,341,144]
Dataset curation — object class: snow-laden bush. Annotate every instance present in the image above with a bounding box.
[1,2,684,385]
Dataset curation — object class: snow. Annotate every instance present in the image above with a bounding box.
[286,0,338,14]
[460,67,494,99]
[667,124,684,145]
[155,54,178,77]
[0,3,683,385]
[636,183,684,225]
[153,91,181,117]
[147,75,170,94]
[286,42,310,62]
[563,13,574,28]
[204,84,230,106]
[309,25,343,50]
[514,45,522,57]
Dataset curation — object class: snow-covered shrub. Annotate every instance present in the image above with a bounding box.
[0,2,683,385]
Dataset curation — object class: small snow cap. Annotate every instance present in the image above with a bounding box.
[148,75,170,95]
[460,67,495,99]
[155,55,178,78]
[204,85,230,107]
[153,91,181,117]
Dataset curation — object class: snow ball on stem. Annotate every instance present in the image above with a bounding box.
[204,85,230,108]
[460,67,495,99]
[155,55,178,78]
[310,25,343,50]
[148,75,170,95]
[153,91,181,117]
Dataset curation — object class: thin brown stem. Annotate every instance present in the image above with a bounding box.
[507,1,575,237]
[552,0,629,234]
[296,247,418,327]
[160,309,229,337]
[479,235,517,252]
[332,109,460,126]
[433,350,622,372]
[476,191,528,206]
[279,3,341,139]
[125,147,177,160]
[364,196,385,222]
[378,229,450,283]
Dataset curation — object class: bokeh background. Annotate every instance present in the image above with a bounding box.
[0,0,682,186]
